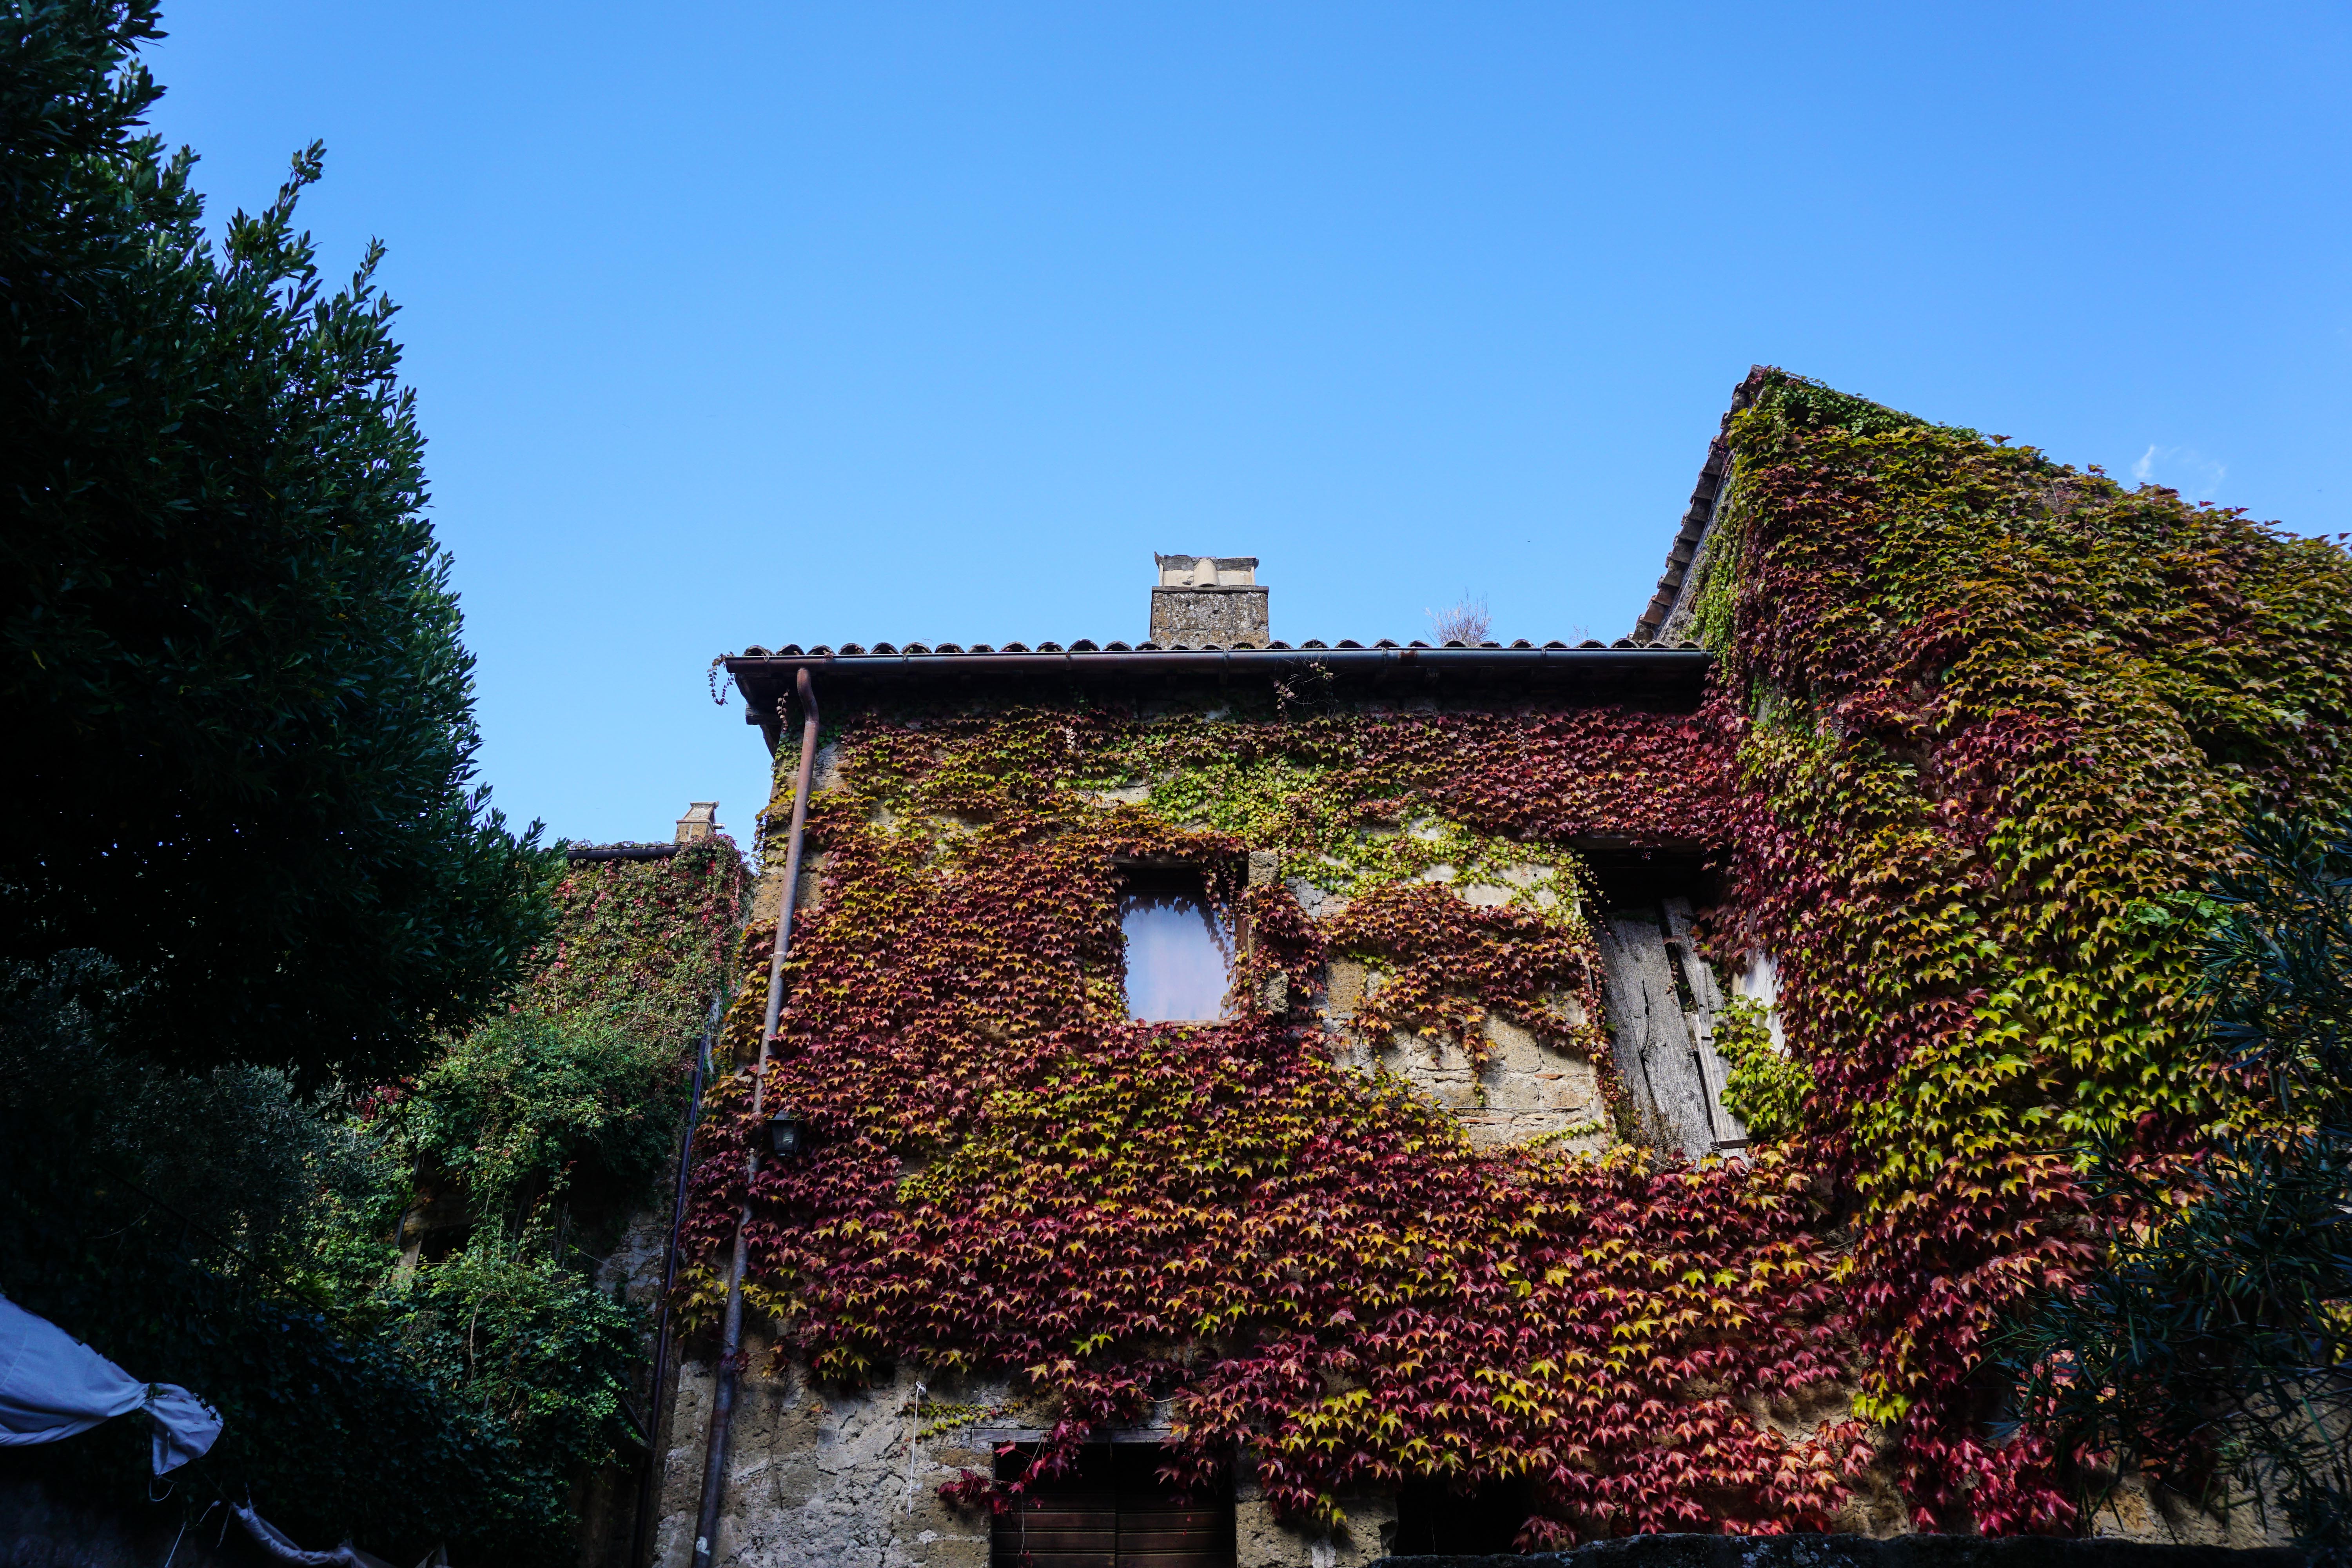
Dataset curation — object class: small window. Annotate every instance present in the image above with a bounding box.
[1120,866,1232,1022]
[994,1443,1235,1568]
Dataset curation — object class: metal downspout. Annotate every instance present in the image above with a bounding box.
[691,666,819,1568]
[628,1011,714,1568]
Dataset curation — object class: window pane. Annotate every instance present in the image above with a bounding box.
[1122,888,1231,1022]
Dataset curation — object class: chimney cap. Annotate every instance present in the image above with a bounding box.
[675,802,720,844]
[1154,554,1258,588]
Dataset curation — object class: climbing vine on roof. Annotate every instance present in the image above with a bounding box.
[523,835,750,1045]
[1690,369,2352,1527]
[679,370,2352,1542]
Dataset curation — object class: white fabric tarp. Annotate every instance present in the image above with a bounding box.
[0,1295,221,1473]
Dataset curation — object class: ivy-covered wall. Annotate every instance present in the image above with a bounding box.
[674,700,1856,1558]
[672,370,2352,1554]
[1689,371,2352,1530]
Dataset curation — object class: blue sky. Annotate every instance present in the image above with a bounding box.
[141,3,2352,850]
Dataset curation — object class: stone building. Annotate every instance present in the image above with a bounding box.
[636,368,2341,1565]
[648,556,1752,1564]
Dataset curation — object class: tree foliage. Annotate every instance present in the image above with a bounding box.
[390,1226,646,1470]
[0,0,554,1087]
[0,10,762,1555]
[0,835,747,1562]
[396,1008,684,1232]
[0,953,570,1560]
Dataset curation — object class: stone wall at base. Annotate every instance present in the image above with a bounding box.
[1368,1535,2299,1568]
[648,1357,993,1568]
[647,1350,1401,1568]
[1238,1487,1396,1568]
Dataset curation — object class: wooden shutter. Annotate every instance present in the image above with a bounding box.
[994,1445,1233,1568]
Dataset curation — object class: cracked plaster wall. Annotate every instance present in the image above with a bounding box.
[649,1357,994,1568]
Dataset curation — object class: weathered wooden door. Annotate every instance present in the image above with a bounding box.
[1595,895,1749,1160]
[993,1445,1234,1568]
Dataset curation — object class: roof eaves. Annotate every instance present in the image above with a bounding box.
[735,638,1694,658]
[564,842,681,863]
[722,642,1711,730]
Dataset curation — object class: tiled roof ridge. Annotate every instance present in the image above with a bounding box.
[737,637,1704,657]
[564,841,682,862]
[1632,364,1775,643]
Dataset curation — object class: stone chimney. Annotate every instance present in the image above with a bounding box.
[675,802,719,844]
[1149,555,1269,648]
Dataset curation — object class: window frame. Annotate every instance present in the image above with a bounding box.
[1110,855,1245,1024]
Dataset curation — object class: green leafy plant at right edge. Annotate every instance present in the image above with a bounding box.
[1999,814,2352,1555]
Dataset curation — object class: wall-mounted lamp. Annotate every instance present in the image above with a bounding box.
[766,1109,806,1159]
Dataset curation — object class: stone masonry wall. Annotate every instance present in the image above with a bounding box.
[1149,587,1272,648]
[646,1350,1403,1568]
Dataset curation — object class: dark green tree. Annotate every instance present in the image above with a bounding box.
[0,0,555,1087]
[0,953,590,1562]
[397,1007,688,1239]
[2001,814,2352,1552]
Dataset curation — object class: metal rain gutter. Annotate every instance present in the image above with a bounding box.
[724,643,1709,681]
[691,665,820,1568]
[722,645,1712,745]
